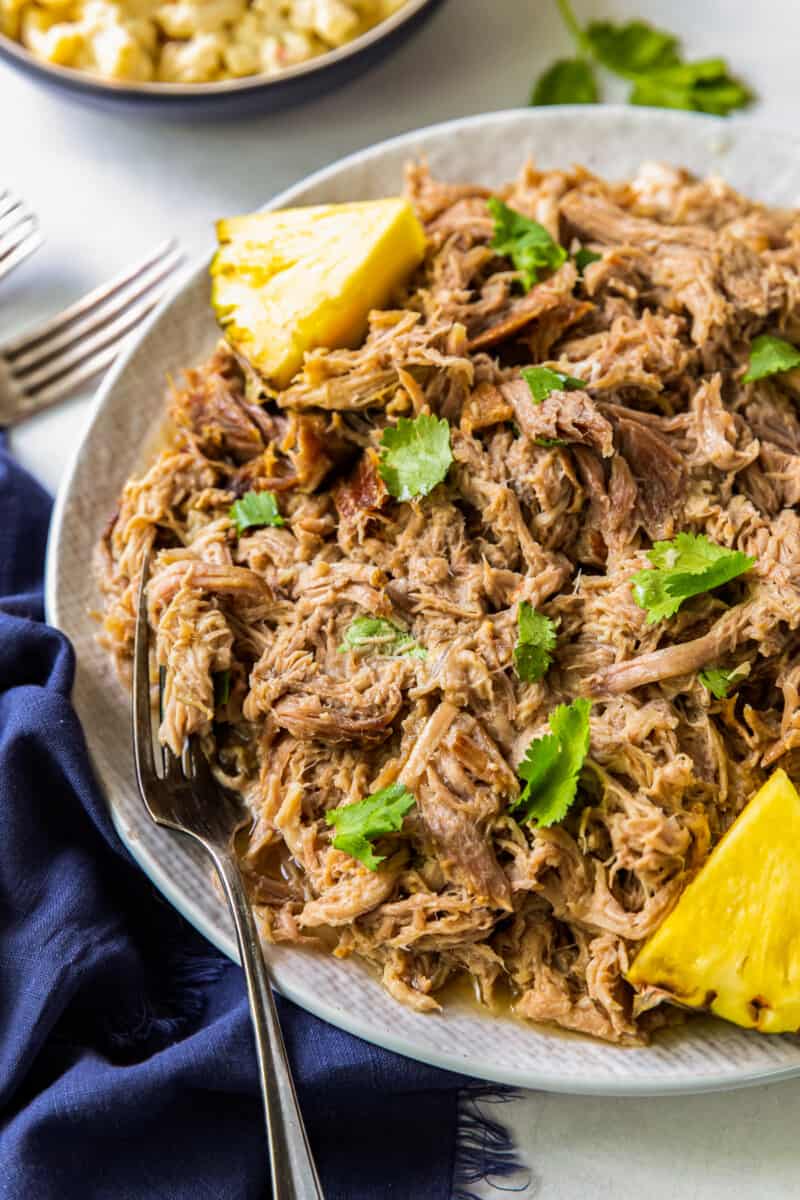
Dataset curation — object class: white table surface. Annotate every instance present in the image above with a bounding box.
[5,0,800,1195]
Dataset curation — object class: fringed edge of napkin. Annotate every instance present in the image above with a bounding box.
[102,944,229,1053]
[452,1084,529,1199]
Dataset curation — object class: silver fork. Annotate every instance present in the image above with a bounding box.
[133,551,324,1200]
[0,239,182,426]
[0,191,44,282]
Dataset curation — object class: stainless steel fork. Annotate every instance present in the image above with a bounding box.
[133,552,324,1200]
[0,239,182,426]
[0,191,43,281]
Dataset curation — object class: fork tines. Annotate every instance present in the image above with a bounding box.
[0,191,44,282]
[0,238,183,424]
[132,549,236,840]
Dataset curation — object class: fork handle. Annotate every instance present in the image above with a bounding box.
[209,847,325,1200]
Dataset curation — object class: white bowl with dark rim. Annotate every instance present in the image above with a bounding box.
[0,0,443,116]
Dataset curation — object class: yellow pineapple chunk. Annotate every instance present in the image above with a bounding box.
[628,769,800,1033]
[210,198,426,388]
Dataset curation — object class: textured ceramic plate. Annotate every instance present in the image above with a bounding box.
[47,107,800,1095]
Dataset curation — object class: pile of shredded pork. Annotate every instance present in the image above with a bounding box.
[97,160,800,1044]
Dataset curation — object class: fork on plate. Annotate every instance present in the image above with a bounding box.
[0,191,44,282]
[133,551,324,1200]
[0,239,182,427]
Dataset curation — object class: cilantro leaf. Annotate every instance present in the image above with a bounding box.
[699,663,750,699]
[531,57,598,106]
[213,669,231,707]
[743,334,800,383]
[628,60,752,116]
[631,532,755,624]
[574,247,602,274]
[521,365,585,405]
[230,489,285,534]
[539,1,752,118]
[487,198,567,291]
[644,533,742,573]
[378,413,453,501]
[584,19,680,75]
[326,780,416,870]
[339,615,426,659]
[516,732,561,801]
[513,698,591,827]
[514,602,558,682]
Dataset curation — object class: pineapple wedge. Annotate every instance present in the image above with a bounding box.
[628,769,800,1033]
[211,198,426,388]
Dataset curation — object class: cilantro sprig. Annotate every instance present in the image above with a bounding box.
[229,489,284,534]
[699,663,749,699]
[487,198,567,291]
[514,603,558,683]
[532,1,751,117]
[631,532,755,624]
[743,335,800,384]
[338,615,426,659]
[326,781,416,870]
[378,413,452,501]
[522,365,585,405]
[513,698,591,827]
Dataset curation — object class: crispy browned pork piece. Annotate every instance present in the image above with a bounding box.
[97,160,800,1044]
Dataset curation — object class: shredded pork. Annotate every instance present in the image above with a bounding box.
[97,159,800,1044]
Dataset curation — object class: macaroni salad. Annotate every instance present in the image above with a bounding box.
[1,0,408,84]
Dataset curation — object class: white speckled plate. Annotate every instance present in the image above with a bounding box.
[46,107,800,1095]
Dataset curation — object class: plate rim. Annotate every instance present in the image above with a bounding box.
[46,104,800,1096]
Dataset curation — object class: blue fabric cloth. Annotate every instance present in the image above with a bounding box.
[0,436,467,1200]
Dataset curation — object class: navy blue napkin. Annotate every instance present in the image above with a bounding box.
[0,435,521,1200]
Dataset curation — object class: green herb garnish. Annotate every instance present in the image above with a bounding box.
[532,1,751,117]
[338,615,426,659]
[743,334,800,383]
[213,669,231,707]
[521,365,585,405]
[532,57,598,105]
[626,59,752,114]
[378,413,453,501]
[487,198,567,291]
[699,664,749,699]
[574,247,602,274]
[584,16,680,76]
[326,781,416,870]
[514,602,558,682]
[229,489,285,534]
[513,698,591,827]
[631,532,755,624]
